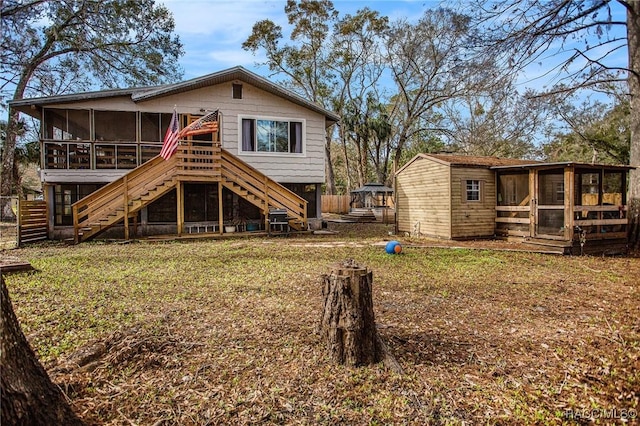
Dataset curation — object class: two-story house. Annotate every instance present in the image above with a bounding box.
[10,66,339,241]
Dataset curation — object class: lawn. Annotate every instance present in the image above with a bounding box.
[3,224,639,425]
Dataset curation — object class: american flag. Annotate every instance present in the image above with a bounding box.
[181,109,219,137]
[160,108,180,160]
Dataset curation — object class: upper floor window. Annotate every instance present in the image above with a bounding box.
[232,83,243,99]
[240,117,303,154]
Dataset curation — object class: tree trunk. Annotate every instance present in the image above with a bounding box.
[1,107,21,221]
[1,275,84,425]
[627,1,640,249]
[319,259,403,373]
[325,129,337,195]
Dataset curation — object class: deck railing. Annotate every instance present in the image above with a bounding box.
[72,140,307,242]
[72,141,222,242]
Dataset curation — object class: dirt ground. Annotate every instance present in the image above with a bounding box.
[3,223,639,425]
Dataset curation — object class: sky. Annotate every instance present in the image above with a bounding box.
[159,0,629,97]
[160,0,445,79]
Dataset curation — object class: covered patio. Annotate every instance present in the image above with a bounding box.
[493,162,634,254]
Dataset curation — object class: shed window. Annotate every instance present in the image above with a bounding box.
[466,180,481,202]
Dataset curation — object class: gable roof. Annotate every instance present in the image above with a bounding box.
[10,66,340,123]
[425,153,539,167]
[396,153,539,175]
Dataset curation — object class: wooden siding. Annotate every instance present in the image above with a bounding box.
[449,167,496,238]
[396,157,451,238]
[41,169,127,184]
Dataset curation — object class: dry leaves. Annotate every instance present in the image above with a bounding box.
[4,223,639,425]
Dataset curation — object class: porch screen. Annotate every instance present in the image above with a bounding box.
[537,170,564,235]
[43,109,90,140]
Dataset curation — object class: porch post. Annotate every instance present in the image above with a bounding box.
[218,181,224,235]
[123,175,130,240]
[564,167,574,241]
[176,181,183,236]
[264,176,270,231]
[529,170,536,237]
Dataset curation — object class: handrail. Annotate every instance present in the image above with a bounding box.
[72,141,221,242]
[220,149,307,224]
[72,140,307,242]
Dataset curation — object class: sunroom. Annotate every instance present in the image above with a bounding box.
[494,162,633,254]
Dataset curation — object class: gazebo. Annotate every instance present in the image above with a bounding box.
[348,183,395,223]
[350,183,394,209]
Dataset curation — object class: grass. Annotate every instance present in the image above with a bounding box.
[3,223,639,425]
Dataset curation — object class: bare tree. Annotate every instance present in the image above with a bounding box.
[471,0,640,245]
[384,8,497,171]
[440,86,549,159]
[0,0,184,219]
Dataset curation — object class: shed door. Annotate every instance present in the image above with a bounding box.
[535,169,565,238]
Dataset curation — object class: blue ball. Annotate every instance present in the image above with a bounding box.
[385,240,402,254]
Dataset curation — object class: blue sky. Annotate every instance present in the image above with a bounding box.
[160,0,444,79]
[159,0,629,97]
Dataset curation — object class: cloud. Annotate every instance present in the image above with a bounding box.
[161,0,287,39]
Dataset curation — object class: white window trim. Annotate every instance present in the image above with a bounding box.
[464,179,482,203]
[238,115,306,157]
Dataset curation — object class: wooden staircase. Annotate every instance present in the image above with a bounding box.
[72,141,307,243]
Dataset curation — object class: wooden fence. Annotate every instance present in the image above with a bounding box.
[321,195,351,214]
[18,200,48,245]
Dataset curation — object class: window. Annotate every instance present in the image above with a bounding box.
[232,83,243,99]
[555,182,564,203]
[466,180,481,202]
[241,118,303,154]
[54,184,101,225]
[147,190,177,223]
[282,183,318,218]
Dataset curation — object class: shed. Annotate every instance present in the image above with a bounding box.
[395,153,634,254]
[395,154,537,239]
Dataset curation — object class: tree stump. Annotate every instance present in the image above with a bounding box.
[319,259,403,373]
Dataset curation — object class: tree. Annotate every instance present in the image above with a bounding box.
[243,0,339,193]
[544,94,630,164]
[0,0,184,219]
[329,8,389,186]
[471,0,640,246]
[384,8,497,172]
[440,86,548,159]
[1,275,85,425]
[342,94,392,186]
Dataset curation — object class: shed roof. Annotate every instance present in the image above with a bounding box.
[491,161,635,171]
[396,153,539,175]
[425,153,539,167]
[10,66,340,123]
